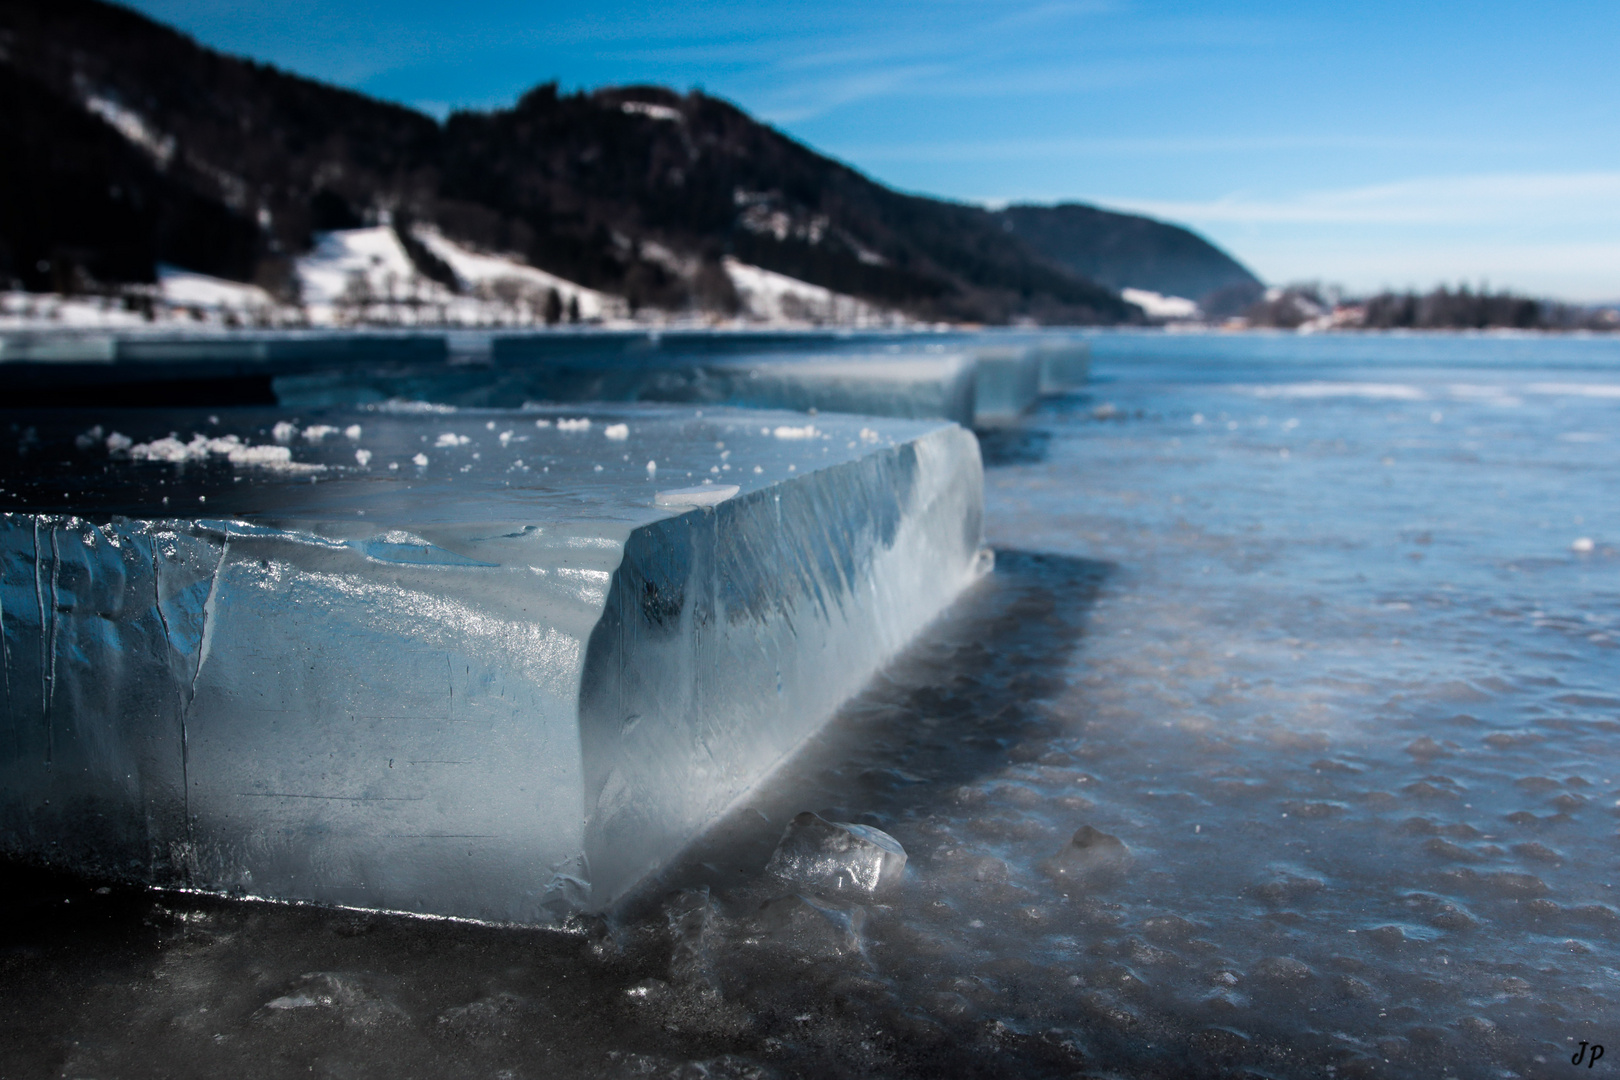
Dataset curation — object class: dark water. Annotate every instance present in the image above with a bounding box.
[5,331,1620,1079]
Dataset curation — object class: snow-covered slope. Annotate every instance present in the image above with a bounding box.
[1121,287,1200,321]
[723,257,901,327]
[412,227,620,321]
[159,266,277,313]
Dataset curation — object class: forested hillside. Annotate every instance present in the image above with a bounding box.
[0,0,1252,324]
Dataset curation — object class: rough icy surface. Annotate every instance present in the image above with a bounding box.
[0,403,986,919]
[9,332,1613,1079]
[763,812,908,897]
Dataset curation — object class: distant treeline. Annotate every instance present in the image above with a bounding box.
[1244,284,1618,332]
[1359,286,1613,331]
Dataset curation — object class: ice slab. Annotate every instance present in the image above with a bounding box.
[971,346,1042,425]
[604,352,979,427]
[0,404,986,921]
[1033,339,1091,394]
[0,331,448,406]
[272,345,982,427]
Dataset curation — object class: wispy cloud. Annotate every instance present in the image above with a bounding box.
[1098,172,1620,227]
[845,134,1540,164]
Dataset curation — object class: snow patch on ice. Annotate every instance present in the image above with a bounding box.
[125,433,321,473]
[655,484,740,508]
[1249,382,1429,401]
[723,257,898,327]
[772,424,818,440]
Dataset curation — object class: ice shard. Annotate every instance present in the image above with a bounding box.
[0,405,986,921]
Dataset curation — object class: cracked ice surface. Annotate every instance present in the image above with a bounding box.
[0,403,986,921]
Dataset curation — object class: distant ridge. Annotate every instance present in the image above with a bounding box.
[0,0,1254,324]
[997,203,1263,307]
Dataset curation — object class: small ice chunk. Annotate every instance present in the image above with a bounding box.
[753,465,762,474]
[344,424,363,440]
[74,425,104,450]
[1046,825,1131,884]
[646,460,657,476]
[773,424,818,439]
[763,811,907,896]
[604,423,630,441]
[534,418,552,428]
[435,433,470,448]
[1572,537,1595,553]
[412,453,429,467]
[303,425,340,442]
[498,430,514,446]
[859,428,879,443]
[355,449,373,467]
[271,421,298,443]
[105,431,132,453]
[655,484,739,508]
[557,418,591,432]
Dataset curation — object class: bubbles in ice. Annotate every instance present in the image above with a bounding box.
[344,424,363,440]
[1572,537,1595,553]
[604,423,629,441]
[534,418,552,428]
[646,460,657,476]
[1044,825,1131,885]
[412,452,429,467]
[354,448,372,467]
[763,811,907,897]
[435,432,470,447]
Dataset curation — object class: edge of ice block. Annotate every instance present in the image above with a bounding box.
[0,405,987,921]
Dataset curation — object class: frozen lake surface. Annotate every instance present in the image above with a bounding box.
[4,332,1619,1078]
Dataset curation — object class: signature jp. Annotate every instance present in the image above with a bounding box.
[1573,1042,1605,1068]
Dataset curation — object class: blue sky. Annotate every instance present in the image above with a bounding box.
[128,0,1620,300]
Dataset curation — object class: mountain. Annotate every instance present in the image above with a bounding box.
[0,0,1248,325]
[996,203,1263,308]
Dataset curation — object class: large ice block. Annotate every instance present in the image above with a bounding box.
[0,405,986,920]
